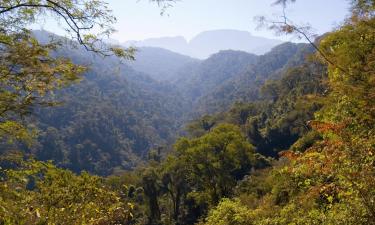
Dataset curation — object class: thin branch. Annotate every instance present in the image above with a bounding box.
[291,26,349,75]
[258,6,350,76]
[0,3,51,14]
[0,1,114,56]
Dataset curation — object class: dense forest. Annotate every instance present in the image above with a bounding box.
[0,0,374,224]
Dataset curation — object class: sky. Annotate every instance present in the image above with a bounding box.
[35,0,351,42]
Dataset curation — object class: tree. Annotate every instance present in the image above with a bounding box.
[200,198,252,225]
[175,124,256,211]
[161,155,190,224]
[0,32,86,145]
[142,168,162,225]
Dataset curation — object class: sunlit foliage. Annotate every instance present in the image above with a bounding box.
[0,153,134,224]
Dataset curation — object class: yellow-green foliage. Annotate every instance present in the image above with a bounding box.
[0,153,133,225]
[175,124,256,206]
[0,32,85,144]
[201,198,253,225]
[203,2,374,225]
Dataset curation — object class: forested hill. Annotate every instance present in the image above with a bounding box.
[193,43,315,115]
[173,50,258,101]
[22,31,191,175]
[12,31,313,175]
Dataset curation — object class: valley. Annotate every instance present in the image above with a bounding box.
[0,1,373,224]
[10,31,318,176]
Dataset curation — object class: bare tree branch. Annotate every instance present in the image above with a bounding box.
[0,0,133,58]
[255,2,350,76]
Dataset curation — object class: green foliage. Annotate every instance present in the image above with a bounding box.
[200,199,252,225]
[152,124,257,224]
[0,153,134,224]
[123,124,260,224]
[175,124,256,205]
[317,15,375,137]
[0,32,85,143]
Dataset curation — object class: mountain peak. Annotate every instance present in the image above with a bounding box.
[124,29,283,59]
[192,29,252,37]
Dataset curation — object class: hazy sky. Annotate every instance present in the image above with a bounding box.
[36,0,351,42]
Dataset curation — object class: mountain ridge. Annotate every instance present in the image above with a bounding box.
[124,29,283,59]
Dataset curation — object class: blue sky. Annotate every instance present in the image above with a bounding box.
[36,0,351,42]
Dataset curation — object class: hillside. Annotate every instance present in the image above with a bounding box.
[8,33,314,175]
[174,50,258,101]
[192,43,315,115]
[20,36,190,175]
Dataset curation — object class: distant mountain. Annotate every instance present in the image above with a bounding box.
[126,36,189,57]
[127,47,199,81]
[124,29,283,59]
[188,30,283,58]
